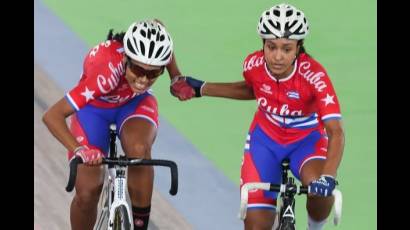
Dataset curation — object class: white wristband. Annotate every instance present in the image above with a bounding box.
[73,145,87,154]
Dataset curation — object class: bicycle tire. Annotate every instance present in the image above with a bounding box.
[278,221,295,230]
[112,205,132,230]
[94,179,110,230]
[276,205,295,230]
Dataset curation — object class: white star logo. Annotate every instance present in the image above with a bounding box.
[321,94,335,106]
[81,87,95,102]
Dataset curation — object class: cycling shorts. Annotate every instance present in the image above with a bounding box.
[66,92,158,160]
[240,124,327,210]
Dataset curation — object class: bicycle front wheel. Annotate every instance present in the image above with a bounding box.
[277,220,296,230]
[112,205,132,230]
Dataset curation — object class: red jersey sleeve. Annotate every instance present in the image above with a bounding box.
[242,51,264,87]
[242,62,253,88]
[65,41,124,111]
[303,60,342,122]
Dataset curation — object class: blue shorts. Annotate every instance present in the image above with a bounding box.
[240,124,327,210]
[67,92,158,160]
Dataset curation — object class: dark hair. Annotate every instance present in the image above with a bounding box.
[106,29,126,44]
[297,40,310,57]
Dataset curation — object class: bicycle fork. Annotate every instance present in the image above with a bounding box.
[277,159,297,229]
[279,184,296,225]
[107,168,133,230]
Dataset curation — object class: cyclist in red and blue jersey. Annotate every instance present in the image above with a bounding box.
[171,3,345,230]
[43,19,184,230]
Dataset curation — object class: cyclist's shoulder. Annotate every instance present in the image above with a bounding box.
[243,49,264,72]
[84,40,124,67]
[297,53,328,74]
[296,54,337,95]
[243,49,264,63]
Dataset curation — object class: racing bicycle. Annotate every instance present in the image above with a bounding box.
[66,124,178,230]
[239,158,342,230]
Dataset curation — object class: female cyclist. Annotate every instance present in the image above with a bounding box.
[171,3,345,230]
[43,19,183,230]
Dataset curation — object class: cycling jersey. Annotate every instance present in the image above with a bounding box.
[242,51,341,144]
[240,50,342,210]
[240,124,327,209]
[67,92,158,159]
[64,40,159,157]
[65,40,138,110]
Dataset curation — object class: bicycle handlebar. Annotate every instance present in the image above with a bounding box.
[65,157,83,193]
[238,182,342,226]
[65,157,179,196]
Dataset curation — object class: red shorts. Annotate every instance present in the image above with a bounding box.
[240,124,327,210]
[66,92,158,160]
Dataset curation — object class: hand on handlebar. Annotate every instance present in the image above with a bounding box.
[308,175,337,197]
[72,145,103,166]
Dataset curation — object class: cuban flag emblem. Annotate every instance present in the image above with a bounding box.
[287,91,300,99]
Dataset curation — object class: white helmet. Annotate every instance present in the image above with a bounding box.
[123,20,173,66]
[257,3,309,40]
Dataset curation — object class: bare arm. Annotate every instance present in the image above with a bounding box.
[202,81,255,100]
[322,119,345,177]
[42,98,79,152]
[166,53,182,79]
[153,19,182,80]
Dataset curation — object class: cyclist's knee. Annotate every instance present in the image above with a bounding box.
[245,220,274,230]
[299,159,324,185]
[307,210,330,222]
[73,191,100,210]
[306,196,333,220]
[127,143,151,158]
[245,210,275,230]
[74,183,102,208]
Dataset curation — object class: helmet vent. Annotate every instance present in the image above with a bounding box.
[127,39,137,54]
[140,41,145,55]
[286,10,293,17]
[273,10,280,17]
[161,51,171,61]
[148,41,155,58]
[262,24,269,34]
[268,19,280,30]
[147,29,151,39]
[155,46,164,58]
[287,20,297,29]
[133,37,139,52]
[294,24,303,34]
[140,30,146,37]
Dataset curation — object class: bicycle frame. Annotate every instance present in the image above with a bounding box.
[106,125,131,229]
[238,159,342,229]
[66,124,178,230]
[107,162,132,229]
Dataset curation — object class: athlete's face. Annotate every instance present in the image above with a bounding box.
[124,57,164,94]
[263,38,299,79]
